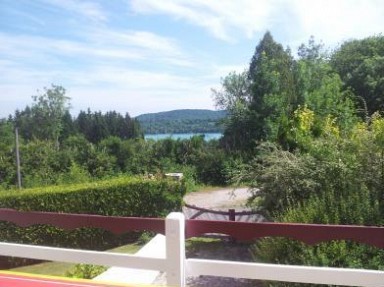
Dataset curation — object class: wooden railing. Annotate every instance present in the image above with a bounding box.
[184,203,259,221]
[0,208,383,286]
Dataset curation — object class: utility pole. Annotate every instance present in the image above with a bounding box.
[15,128,22,189]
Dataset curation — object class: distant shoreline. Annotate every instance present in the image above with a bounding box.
[144,132,222,141]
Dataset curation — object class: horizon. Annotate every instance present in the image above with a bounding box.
[1,0,384,118]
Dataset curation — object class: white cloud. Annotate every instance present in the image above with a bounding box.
[130,0,278,41]
[291,0,384,46]
[41,0,108,22]
[85,28,187,60]
[67,69,216,116]
[130,0,384,46]
[3,0,384,119]
[0,25,193,69]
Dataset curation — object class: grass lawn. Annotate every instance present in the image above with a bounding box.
[8,242,143,277]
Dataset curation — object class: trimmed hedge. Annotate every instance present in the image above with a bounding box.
[0,176,185,267]
[0,176,185,216]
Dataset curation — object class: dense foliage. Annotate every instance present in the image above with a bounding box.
[214,32,384,285]
[0,88,231,190]
[0,128,231,189]
[331,35,384,116]
[136,109,226,134]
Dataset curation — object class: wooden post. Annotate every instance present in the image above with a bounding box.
[166,212,185,287]
[15,128,21,189]
[229,209,236,221]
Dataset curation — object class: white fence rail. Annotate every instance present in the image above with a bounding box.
[1,212,384,287]
[0,242,165,271]
[186,259,384,287]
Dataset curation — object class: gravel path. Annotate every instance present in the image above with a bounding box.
[183,187,251,210]
[181,187,263,287]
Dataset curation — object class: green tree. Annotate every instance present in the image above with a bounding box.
[215,32,298,153]
[248,32,298,145]
[60,110,75,141]
[0,120,16,188]
[30,85,71,144]
[13,106,35,141]
[289,37,358,148]
[75,110,142,143]
[331,35,384,116]
[212,71,253,152]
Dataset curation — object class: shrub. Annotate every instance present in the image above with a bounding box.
[66,264,107,279]
[254,189,384,287]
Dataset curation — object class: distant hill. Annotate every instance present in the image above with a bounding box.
[136,109,227,134]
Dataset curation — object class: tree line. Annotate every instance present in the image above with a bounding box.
[8,85,143,144]
[136,109,226,134]
[0,89,227,189]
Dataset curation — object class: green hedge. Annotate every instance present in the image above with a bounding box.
[0,176,185,267]
[0,176,185,216]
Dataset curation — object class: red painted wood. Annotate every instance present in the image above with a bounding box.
[0,272,137,287]
[0,209,165,235]
[1,208,383,248]
[184,203,257,216]
[186,219,384,248]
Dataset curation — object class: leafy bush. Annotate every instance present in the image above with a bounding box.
[254,189,384,287]
[66,264,107,279]
[246,116,384,286]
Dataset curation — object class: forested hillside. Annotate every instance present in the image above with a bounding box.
[136,109,226,134]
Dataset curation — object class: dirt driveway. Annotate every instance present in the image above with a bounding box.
[183,187,251,210]
[181,187,264,287]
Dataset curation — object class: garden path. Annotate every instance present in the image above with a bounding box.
[183,187,250,210]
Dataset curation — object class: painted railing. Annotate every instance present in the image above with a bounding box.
[184,203,261,221]
[0,208,384,286]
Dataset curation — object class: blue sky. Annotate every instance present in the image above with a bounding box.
[1,0,383,118]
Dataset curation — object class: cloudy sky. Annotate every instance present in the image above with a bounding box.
[1,0,383,118]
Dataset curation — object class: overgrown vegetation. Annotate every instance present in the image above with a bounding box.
[0,98,230,189]
[214,33,384,286]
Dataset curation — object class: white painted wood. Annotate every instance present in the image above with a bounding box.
[186,259,384,287]
[0,242,165,271]
[93,234,166,284]
[166,212,185,287]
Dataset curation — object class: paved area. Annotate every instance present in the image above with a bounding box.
[94,234,165,285]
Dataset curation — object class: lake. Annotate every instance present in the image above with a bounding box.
[144,132,223,141]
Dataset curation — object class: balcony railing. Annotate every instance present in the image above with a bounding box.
[0,208,383,286]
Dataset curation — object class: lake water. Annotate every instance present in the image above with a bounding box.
[145,132,223,141]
